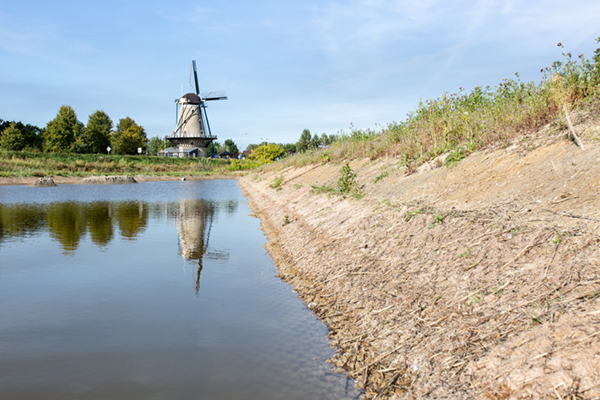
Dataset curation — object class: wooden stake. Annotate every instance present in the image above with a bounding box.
[563,103,584,150]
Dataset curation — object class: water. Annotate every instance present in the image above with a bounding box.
[0,180,360,400]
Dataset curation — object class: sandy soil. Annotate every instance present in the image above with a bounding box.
[239,114,600,399]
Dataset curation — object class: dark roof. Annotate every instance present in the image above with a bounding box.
[181,93,201,104]
[219,151,235,156]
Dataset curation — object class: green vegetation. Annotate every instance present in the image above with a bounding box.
[43,105,84,153]
[111,117,148,155]
[0,123,26,151]
[310,161,363,199]
[266,37,600,171]
[0,150,229,178]
[248,143,285,161]
[0,119,43,151]
[270,176,284,189]
[83,110,113,154]
[374,170,388,183]
[228,159,262,171]
[337,161,357,193]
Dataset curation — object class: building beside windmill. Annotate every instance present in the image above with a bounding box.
[159,61,227,158]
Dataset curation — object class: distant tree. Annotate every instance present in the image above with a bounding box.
[0,123,26,151]
[246,143,259,151]
[278,143,296,154]
[83,110,113,154]
[223,139,239,153]
[0,119,43,150]
[111,117,148,155]
[248,143,285,162]
[309,134,321,149]
[296,129,311,152]
[147,136,168,155]
[44,105,84,153]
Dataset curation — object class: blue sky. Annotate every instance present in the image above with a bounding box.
[1,0,599,150]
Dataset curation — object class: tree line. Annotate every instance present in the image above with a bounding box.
[2,105,340,160]
[245,129,340,155]
[0,105,163,155]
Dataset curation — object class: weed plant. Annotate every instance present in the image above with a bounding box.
[269,38,600,172]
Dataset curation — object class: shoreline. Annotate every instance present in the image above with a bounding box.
[238,136,600,399]
[0,173,239,186]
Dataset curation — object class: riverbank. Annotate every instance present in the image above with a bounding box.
[0,173,240,186]
[0,150,237,180]
[239,115,600,398]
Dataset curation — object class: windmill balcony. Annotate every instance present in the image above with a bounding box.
[166,132,217,140]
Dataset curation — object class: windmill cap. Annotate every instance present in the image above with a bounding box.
[180,93,202,104]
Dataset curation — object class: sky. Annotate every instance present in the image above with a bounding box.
[1,0,599,151]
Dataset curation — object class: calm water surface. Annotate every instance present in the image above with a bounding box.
[0,180,360,400]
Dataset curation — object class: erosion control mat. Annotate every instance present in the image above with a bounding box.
[239,124,600,399]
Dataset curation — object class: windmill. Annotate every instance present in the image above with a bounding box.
[163,60,227,158]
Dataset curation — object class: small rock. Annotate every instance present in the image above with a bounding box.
[80,176,137,185]
[29,177,57,187]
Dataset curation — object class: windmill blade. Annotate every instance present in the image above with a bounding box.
[202,105,213,138]
[192,60,200,95]
[201,90,228,101]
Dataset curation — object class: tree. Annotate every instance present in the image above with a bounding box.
[83,110,113,154]
[111,117,148,155]
[223,139,239,153]
[0,123,26,151]
[296,128,311,152]
[1,119,44,150]
[246,143,259,151]
[310,134,321,149]
[147,136,168,155]
[248,143,285,162]
[43,105,84,153]
[276,143,296,154]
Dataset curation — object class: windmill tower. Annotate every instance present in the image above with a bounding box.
[163,61,227,158]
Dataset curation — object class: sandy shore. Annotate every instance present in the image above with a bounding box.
[239,132,600,399]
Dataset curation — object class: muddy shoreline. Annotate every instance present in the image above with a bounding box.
[239,132,600,399]
[0,174,238,186]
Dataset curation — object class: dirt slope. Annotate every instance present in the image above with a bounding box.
[239,115,600,399]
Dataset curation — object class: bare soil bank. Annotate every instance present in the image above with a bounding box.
[239,118,600,399]
[0,174,237,186]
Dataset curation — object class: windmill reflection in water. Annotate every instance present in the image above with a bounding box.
[175,199,233,293]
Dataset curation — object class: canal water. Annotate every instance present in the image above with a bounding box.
[0,180,360,400]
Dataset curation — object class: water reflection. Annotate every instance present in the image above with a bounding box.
[0,199,238,291]
[87,202,113,247]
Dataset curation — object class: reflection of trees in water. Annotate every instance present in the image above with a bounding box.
[0,203,46,239]
[87,202,113,247]
[112,201,147,240]
[47,202,88,253]
[0,201,146,253]
[0,198,237,290]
